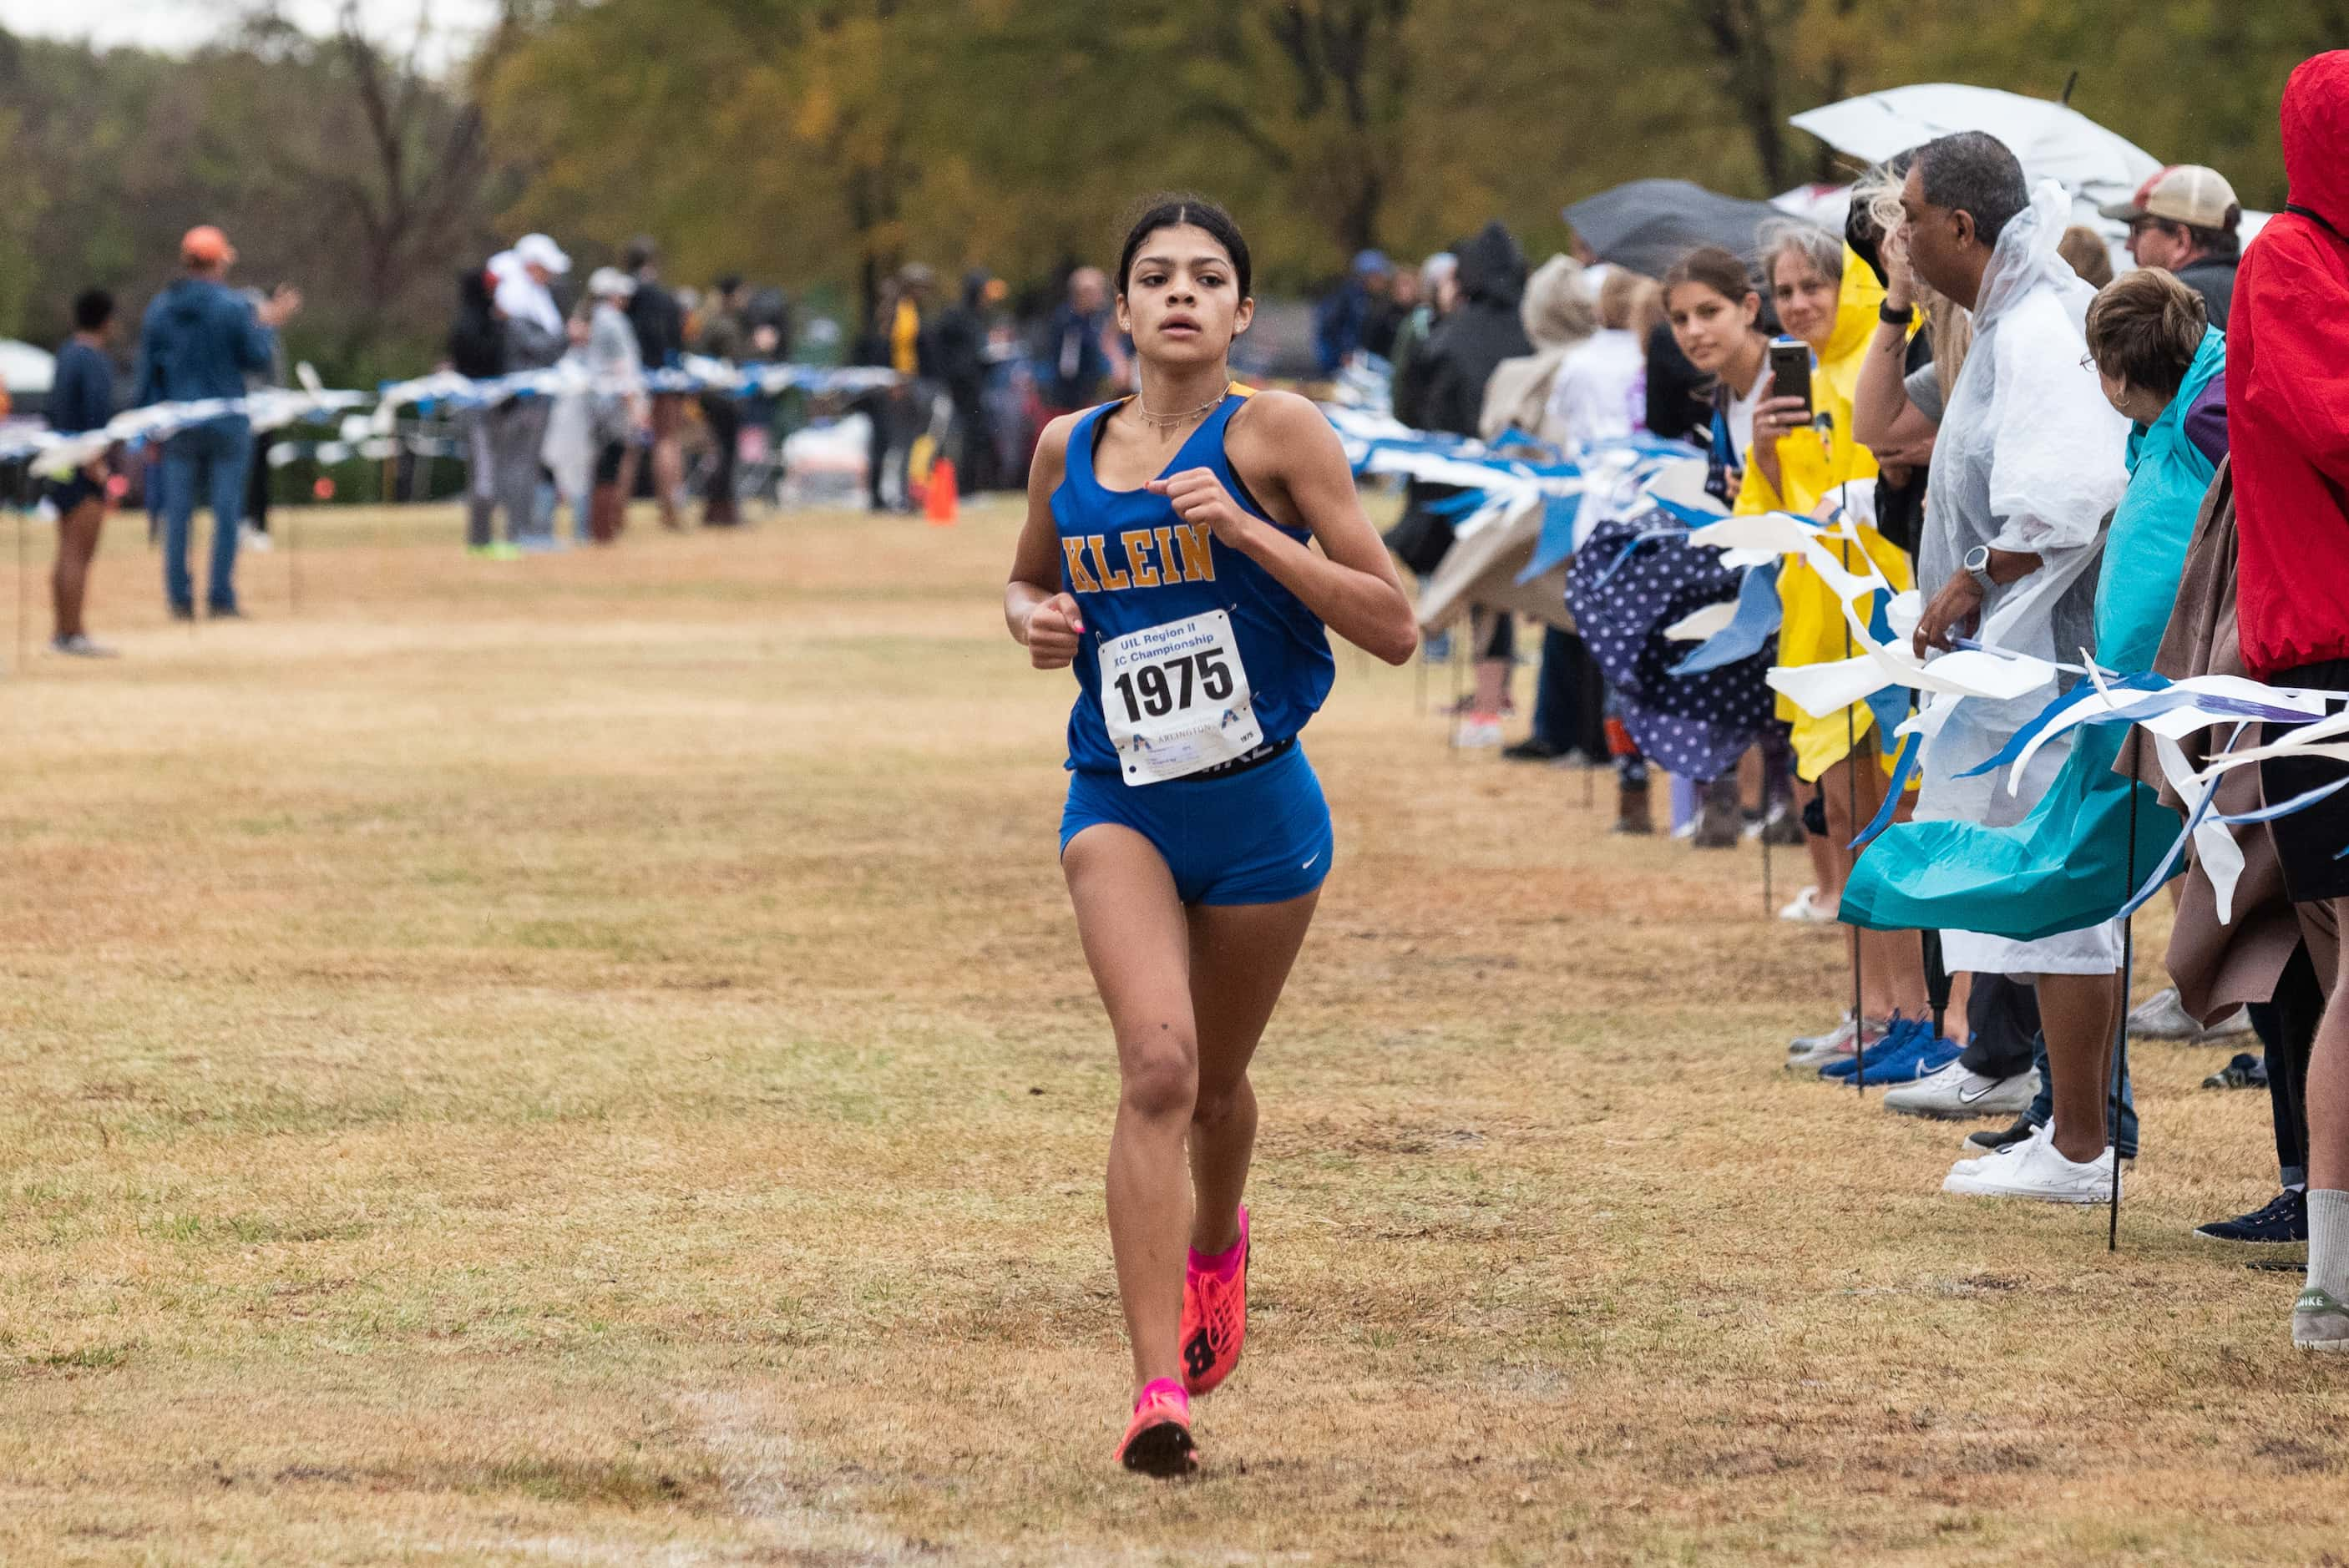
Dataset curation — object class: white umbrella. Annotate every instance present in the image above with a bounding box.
[0,339,55,395]
[1790,84,2160,210]
[1772,182,1854,233]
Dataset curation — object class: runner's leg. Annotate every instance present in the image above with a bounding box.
[1186,891,1320,1254]
[1063,823,1198,1394]
[53,497,104,641]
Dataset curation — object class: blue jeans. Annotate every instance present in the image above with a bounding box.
[159,416,253,611]
[2025,1034,2139,1159]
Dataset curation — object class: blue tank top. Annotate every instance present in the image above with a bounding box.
[1053,387,1335,776]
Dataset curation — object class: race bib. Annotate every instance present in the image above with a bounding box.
[1097,609,1262,785]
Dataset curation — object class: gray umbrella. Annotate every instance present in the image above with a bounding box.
[1562,179,1807,277]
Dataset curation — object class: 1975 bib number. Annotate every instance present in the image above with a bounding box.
[1096,609,1261,784]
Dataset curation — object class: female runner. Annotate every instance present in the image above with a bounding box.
[1005,198,1417,1476]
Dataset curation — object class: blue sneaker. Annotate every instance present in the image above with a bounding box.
[1855,1032,1961,1085]
[1821,1014,1916,1080]
[2194,1188,2306,1249]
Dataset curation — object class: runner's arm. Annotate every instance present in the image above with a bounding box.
[1006,415,1085,669]
[1165,390,1417,665]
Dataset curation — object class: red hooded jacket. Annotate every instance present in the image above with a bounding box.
[2233,50,2349,679]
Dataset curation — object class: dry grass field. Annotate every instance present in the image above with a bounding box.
[1,498,2342,1565]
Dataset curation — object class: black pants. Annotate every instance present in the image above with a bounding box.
[244,439,271,535]
[858,392,890,508]
[701,394,741,523]
[1531,627,1607,761]
[2253,943,2326,1186]
[1958,972,2044,1080]
[951,391,995,492]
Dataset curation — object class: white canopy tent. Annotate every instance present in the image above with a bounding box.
[0,338,56,395]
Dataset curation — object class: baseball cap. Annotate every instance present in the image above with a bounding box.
[2099,165,2240,230]
[1353,248,1391,276]
[586,266,635,301]
[181,225,236,266]
[513,233,572,276]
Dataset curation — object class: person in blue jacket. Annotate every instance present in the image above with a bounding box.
[132,224,301,619]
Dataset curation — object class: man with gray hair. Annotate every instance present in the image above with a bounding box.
[1841,130,2134,1202]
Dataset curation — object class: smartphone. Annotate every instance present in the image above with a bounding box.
[1767,336,1813,417]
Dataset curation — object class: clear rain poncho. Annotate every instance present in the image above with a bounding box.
[1891,180,2133,974]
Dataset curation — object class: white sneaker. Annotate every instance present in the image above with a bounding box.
[1789,1012,1855,1056]
[241,523,274,552]
[2127,987,2255,1042]
[1943,1125,2116,1203]
[1787,1017,1894,1072]
[2126,988,2196,1039]
[1947,1123,2038,1181]
[1455,716,1504,749]
[1778,886,1837,923]
[1881,1060,2038,1120]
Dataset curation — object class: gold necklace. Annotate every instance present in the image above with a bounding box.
[1134,385,1227,429]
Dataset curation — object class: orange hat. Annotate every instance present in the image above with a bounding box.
[181,225,236,266]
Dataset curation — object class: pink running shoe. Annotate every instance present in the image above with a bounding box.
[1116,1378,1197,1476]
[1180,1206,1250,1397]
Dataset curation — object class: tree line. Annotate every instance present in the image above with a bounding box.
[2,0,2332,386]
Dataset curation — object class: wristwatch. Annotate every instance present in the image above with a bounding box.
[1963,544,1997,595]
[1879,301,1916,327]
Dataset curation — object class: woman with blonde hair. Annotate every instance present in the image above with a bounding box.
[1478,253,1596,443]
[1542,267,1661,447]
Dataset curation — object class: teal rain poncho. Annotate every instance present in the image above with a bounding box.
[1841,327,2226,942]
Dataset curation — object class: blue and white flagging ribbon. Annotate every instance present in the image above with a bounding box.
[1715,503,2349,917]
[5,360,902,479]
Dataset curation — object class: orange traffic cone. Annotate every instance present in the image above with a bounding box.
[924,457,959,525]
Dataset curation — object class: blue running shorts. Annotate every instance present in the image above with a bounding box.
[1060,742,1334,907]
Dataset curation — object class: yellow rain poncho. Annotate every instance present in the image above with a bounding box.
[1734,248,1915,781]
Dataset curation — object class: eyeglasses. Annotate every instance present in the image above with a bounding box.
[2079,352,2099,372]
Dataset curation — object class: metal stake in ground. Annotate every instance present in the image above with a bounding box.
[2110,728,2143,1251]
[1450,625,1467,758]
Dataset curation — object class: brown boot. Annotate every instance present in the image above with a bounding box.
[1613,779,1653,835]
[1691,775,1744,849]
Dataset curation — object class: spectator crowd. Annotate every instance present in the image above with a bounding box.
[1359,52,2349,1352]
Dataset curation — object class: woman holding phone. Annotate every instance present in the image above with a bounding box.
[1737,225,1933,1070]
